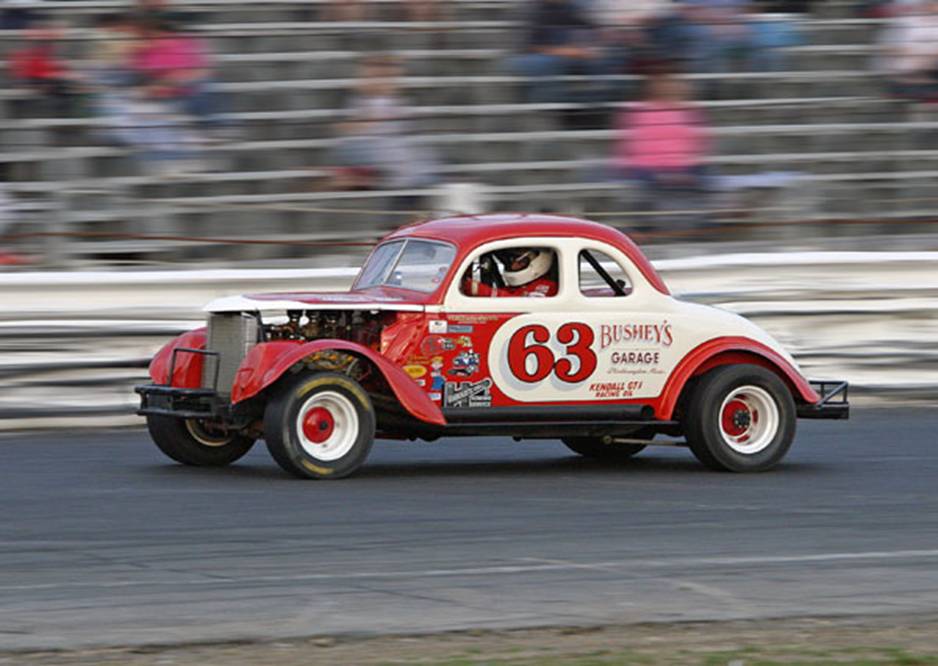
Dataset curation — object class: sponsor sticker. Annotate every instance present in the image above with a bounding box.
[428,320,448,334]
[404,365,427,379]
[429,357,446,391]
[447,351,480,377]
[444,379,493,408]
[449,314,502,325]
[449,324,474,334]
[421,336,456,356]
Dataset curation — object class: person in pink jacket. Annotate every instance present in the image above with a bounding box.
[615,70,712,228]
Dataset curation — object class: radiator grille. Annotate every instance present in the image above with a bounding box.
[203,313,260,395]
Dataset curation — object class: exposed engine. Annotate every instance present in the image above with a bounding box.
[264,310,390,349]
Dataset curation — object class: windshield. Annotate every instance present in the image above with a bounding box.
[354,239,456,293]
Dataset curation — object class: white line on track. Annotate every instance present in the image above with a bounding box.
[2,549,938,593]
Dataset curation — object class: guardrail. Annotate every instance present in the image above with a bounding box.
[1,251,936,430]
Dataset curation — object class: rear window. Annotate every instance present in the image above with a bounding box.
[579,250,632,298]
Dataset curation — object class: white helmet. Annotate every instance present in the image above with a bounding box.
[500,249,553,287]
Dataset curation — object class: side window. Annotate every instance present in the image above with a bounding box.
[579,250,631,298]
[461,247,559,298]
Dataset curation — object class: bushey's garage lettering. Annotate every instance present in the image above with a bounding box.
[599,322,673,349]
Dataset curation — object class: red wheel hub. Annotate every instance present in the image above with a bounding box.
[302,407,335,444]
[721,399,750,437]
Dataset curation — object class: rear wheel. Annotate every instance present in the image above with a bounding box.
[264,372,375,479]
[146,415,255,466]
[684,364,796,472]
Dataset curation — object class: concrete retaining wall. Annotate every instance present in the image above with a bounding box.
[1,251,935,430]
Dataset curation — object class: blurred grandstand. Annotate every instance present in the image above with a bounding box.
[0,0,937,268]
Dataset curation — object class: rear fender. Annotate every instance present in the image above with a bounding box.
[658,336,819,420]
[231,339,446,427]
[149,328,207,388]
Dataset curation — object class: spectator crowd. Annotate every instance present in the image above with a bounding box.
[4,1,224,176]
[0,0,932,265]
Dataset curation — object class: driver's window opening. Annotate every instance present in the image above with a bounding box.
[579,250,631,297]
[461,247,559,298]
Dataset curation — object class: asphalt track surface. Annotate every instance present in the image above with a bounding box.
[1,408,937,652]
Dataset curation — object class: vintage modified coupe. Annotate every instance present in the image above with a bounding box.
[136,214,848,478]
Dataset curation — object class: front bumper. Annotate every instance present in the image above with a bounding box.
[797,380,849,420]
[135,384,227,420]
[137,344,231,420]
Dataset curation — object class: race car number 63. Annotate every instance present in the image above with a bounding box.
[507,323,597,384]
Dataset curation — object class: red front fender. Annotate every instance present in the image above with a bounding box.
[149,327,207,388]
[230,340,446,427]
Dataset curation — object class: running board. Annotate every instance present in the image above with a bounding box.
[436,419,680,439]
[442,404,656,424]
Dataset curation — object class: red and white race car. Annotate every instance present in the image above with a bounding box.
[137,214,848,479]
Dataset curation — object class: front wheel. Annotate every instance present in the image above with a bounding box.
[146,415,255,466]
[684,364,796,473]
[264,372,376,479]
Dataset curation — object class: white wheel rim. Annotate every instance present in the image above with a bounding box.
[185,420,232,447]
[296,391,359,462]
[718,385,779,455]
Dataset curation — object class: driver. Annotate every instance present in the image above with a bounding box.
[462,248,558,297]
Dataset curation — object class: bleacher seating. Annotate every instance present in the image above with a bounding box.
[0,0,933,265]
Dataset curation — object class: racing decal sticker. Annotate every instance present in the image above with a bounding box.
[421,336,456,356]
[428,320,448,334]
[429,357,446,391]
[449,324,474,334]
[404,364,427,379]
[448,350,480,376]
[444,379,493,408]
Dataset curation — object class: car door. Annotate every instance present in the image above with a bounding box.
[559,241,674,403]
[437,237,681,415]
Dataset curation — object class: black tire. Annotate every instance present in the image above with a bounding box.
[264,371,375,479]
[684,364,796,473]
[562,429,650,461]
[146,415,255,467]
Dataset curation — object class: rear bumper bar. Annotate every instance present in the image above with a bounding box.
[797,380,849,420]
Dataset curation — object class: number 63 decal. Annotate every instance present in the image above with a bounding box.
[507,323,597,384]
